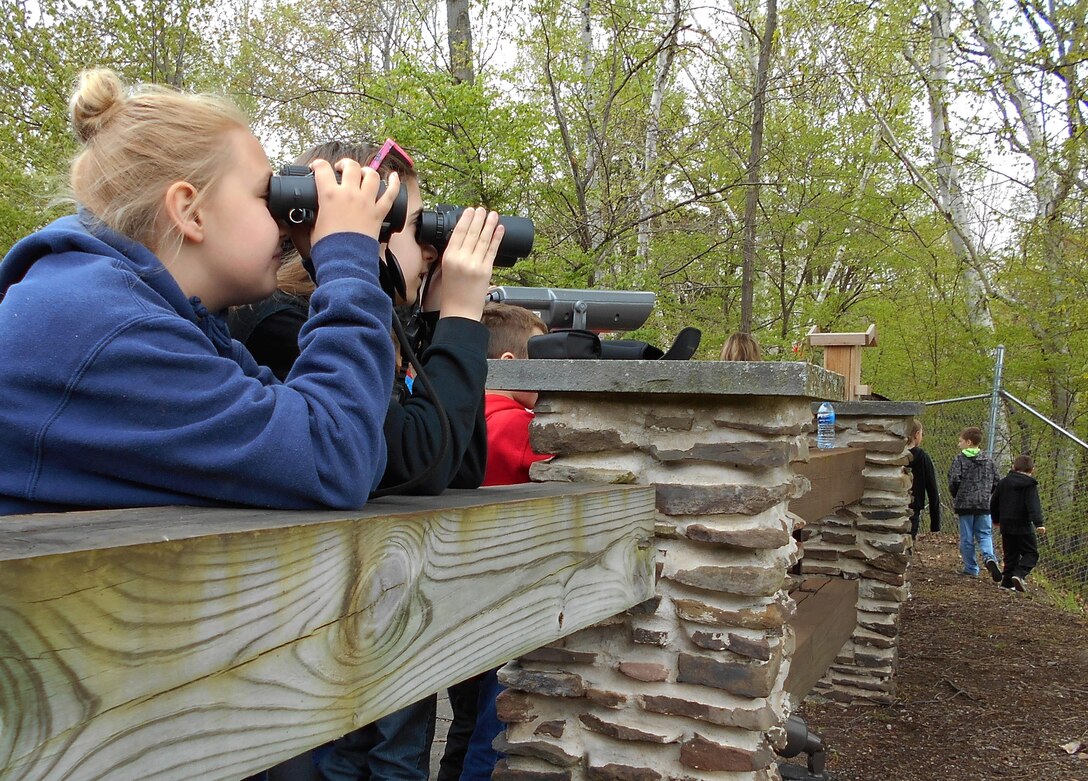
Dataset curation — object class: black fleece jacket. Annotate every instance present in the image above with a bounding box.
[231,295,487,496]
[990,470,1044,535]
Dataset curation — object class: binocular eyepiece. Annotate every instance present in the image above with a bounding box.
[267,166,534,266]
[267,165,408,243]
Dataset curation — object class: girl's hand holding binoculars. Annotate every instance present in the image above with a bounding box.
[437,207,505,322]
[309,159,400,247]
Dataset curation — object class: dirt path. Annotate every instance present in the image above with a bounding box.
[786,534,1088,781]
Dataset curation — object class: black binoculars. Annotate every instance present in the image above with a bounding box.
[267,166,534,266]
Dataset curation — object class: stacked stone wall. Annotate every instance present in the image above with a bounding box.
[493,395,813,781]
[798,403,920,704]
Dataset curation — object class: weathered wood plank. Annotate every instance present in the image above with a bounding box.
[784,576,859,699]
[789,448,867,525]
[0,483,656,781]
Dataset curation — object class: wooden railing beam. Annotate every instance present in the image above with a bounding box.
[0,483,656,781]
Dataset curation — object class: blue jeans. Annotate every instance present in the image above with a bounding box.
[318,695,437,781]
[958,513,996,574]
[459,669,505,781]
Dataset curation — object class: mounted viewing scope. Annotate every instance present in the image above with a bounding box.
[267,165,408,243]
[486,286,656,332]
[418,205,534,267]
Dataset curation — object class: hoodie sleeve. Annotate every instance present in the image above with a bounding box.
[20,232,393,511]
[989,481,1002,524]
[1027,483,1044,527]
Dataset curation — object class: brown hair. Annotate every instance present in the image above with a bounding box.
[960,426,983,446]
[276,139,419,299]
[1013,454,1034,473]
[907,418,923,441]
[68,68,249,256]
[720,332,762,361]
[481,303,548,359]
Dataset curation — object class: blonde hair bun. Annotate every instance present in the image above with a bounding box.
[70,69,126,143]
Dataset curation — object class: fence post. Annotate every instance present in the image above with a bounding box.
[987,344,1005,456]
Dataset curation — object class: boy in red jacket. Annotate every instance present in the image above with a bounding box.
[480,303,551,485]
[460,303,550,781]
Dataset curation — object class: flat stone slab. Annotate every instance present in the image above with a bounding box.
[810,400,925,416]
[487,359,844,400]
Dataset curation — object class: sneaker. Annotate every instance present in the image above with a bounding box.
[985,559,1002,582]
[958,570,978,577]
[1011,576,1026,592]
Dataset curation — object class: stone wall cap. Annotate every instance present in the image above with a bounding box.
[486,359,844,400]
[809,400,926,416]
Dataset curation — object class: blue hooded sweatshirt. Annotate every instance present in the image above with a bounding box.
[0,214,393,515]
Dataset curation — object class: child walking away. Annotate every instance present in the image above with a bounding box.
[990,454,1046,592]
[948,426,1002,580]
[907,419,941,539]
[0,70,396,515]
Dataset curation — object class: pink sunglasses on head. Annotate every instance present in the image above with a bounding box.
[368,138,415,171]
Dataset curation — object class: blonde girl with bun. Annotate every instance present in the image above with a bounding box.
[0,69,398,514]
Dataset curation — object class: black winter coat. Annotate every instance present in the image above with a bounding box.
[990,470,1044,535]
[908,446,941,532]
[230,294,487,496]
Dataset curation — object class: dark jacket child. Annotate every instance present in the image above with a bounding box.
[460,303,551,781]
[229,140,504,781]
[948,426,1001,580]
[0,70,395,516]
[906,418,941,539]
[990,454,1046,592]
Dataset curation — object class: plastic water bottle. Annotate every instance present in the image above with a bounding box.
[816,402,836,449]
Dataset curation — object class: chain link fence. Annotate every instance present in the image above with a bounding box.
[921,394,1088,603]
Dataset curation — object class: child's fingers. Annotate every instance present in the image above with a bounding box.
[483,222,505,264]
[334,157,363,189]
[447,207,487,252]
[374,171,400,213]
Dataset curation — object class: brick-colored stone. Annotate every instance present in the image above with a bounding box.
[631,627,670,646]
[684,522,790,550]
[585,687,628,709]
[578,713,681,744]
[639,694,776,730]
[498,667,586,698]
[656,482,793,516]
[669,563,785,597]
[495,690,536,723]
[679,733,774,772]
[859,568,906,586]
[521,647,599,665]
[618,661,670,682]
[588,762,664,781]
[676,652,780,698]
[535,720,566,738]
[687,630,771,661]
[493,759,571,781]
[673,596,793,630]
[495,733,580,767]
